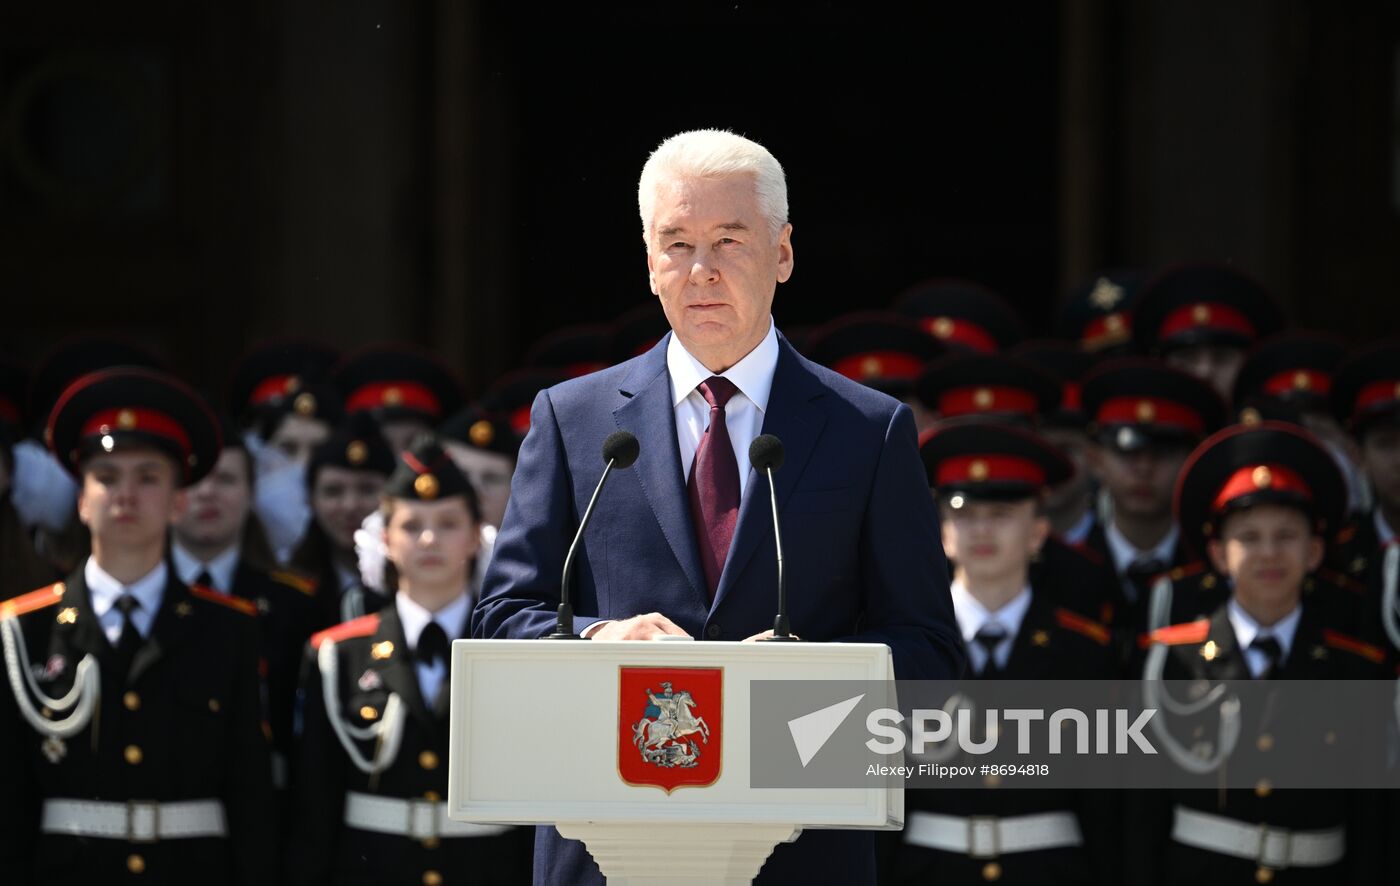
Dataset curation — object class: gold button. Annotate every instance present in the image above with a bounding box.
[423,871,443,886]
[125,745,143,765]
[360,705,379,721]
[424,790,441,802]
[1255,778,1272,797]
[1256,866,1275,884]
[423,836,441,850]
[127,853,146,874]
[419,750,439,770]
[1201,574,1217,590]
[982,861,1002,881]
[208,699,220,713]
[123,691,140,712]
[1257,734,1273,752]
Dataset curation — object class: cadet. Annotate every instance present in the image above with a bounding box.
[893,422,1119,884]
[1128,421,1388,885]
[289,412,397,628]
[805,311,945,432]
[332,344,466,453]
[286,434,532,885]
[0,367,273,884]
[1056,269,1144,357]
[438,405,518,531]
[892,278,1026,354]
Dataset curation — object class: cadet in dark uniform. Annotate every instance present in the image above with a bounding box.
[805,310,946,432]
[0,367,273,885]
[1128,421,1388,885]
[893,422,1119,884]
[332,344,467,454]
[1056,269,1145,358]
[289,413,397,629]
[286,434,532,885]
[438,406,518,532]
[170,424,319,794]
[892,278,1026,354]
[1131,262,1286,404]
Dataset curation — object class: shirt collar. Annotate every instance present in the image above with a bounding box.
[1227,597,1302,661]
[1104,520,1180,576]
[1374,509,1397,547]
[170,542,241,592]
[394,589,471,650]
[667,318,779,411]
[949,580,1033,643]
[85,556,168,619]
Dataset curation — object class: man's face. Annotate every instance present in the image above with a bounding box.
[78,449,185,548]
[311,465,384,551]
[270,413,330,467]
[1360,426,1400,513]
[938,496,1048,584]
[443,441,514,528]
[1207,504,1321,610]
[173,448,252,551]
[646,174,793,372]
[1164,344,1244,401]
[1088,441,1191,520]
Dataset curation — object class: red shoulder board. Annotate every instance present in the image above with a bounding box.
[311,613,381,650]
[1321,629,1386,665]
[1167,561,1207,583]
[1333,524,1357,545]
[0,582,67,619]
[1068,541,1104,565]
[188,584,258,617]
[1054,608,1111,646]
[1141,619,1211,648]
[270,570,318,597]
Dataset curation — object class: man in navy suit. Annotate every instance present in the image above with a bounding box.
[471,129,964,885]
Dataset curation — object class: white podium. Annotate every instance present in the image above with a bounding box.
[447,639,900,885]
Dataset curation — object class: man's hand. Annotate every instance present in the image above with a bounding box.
[589,613,691,641]
[742,629,801,642]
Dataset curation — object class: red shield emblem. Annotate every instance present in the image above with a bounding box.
[618,666,722,793]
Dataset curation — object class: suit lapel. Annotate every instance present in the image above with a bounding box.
[713,338,827,611]
[613,335,707,604]
[372,604,434,732]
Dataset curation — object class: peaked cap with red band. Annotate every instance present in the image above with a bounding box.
[806,311,944,396]
[227,338,342,427]
[893,278,1025,354]
[1233,331,1346,415]
[525,323,616,379]
[384,433,476,504]
[1057,269,1145,356]
[919,422,1072,502]
[29,335,165,436]
[482,368,567,445]
[1080,358,1226,452]
[47,367,222,487]
[915,353,1061,426]
[1329,341,1400,436]
[306,411,396,485]
[333,344,465,425]
[438,404,518,459]
[1132,262,1285,354]
[1009,341,1098,429]
[1173,421,1344,556]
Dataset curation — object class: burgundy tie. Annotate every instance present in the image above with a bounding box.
[688,377,741,601]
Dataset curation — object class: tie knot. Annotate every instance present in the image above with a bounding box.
[416,621,449,667]
[1128,557,1168,579]
[115,594,140,617]
[194,570,215,590]
[973,625,1007,652]
[698,376,739,410]
[1250,635,1283,662]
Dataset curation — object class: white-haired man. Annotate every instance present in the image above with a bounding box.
[473,129,963,885]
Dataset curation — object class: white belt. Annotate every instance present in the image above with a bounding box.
[344,792,512,840]
[1171,806,1345,869]
[903,810,1083,857]
[40,798,227,841]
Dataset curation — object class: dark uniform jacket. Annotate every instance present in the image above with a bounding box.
[1079,518,1193,667]
[286,601,531,885]
[888,587,1122,885]
[1125,599,1390,886]
[0,567,275,886]
[1326,511,1400,660]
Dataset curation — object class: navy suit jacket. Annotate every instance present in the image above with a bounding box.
[472,331,963,885]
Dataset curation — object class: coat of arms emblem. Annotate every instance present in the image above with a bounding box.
[618,666,722,792]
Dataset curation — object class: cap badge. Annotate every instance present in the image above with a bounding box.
[383,387,404,406]
[414,473,440,500]
[1104,313,1125,333]
[371,641,395,660]
[1089,277,1124,310]
[1239,407,1262,426]
[1252,466,1273,489]
[973,388,995,410]
[969,459,990,481]
[1292,371,1311,391]
[931,316,955,339]
[1031,630,1050,647]
[1135,400,1157,422]
[56,607,77,625]
[860,356,882,378]
[346,440,369,465]
[1191,304,1212,325]
[468,419,495,447]
[294,392,317,416]
[116,409,137,430]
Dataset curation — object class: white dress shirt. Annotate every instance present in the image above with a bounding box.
[1227,598,1302,679]
[171,542,241,593]
[950,580,1033,674]
[1104,520,1180,579]
[86,557,167,645]
[395,590,470,703]
[667,318,779,496]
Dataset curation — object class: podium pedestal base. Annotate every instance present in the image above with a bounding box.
[555,821,802,885]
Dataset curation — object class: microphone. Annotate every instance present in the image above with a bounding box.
[749,434,797,642]
[546,430,640,639]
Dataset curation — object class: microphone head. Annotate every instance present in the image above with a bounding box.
[602,430,640,468]
[748,434,785,472]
